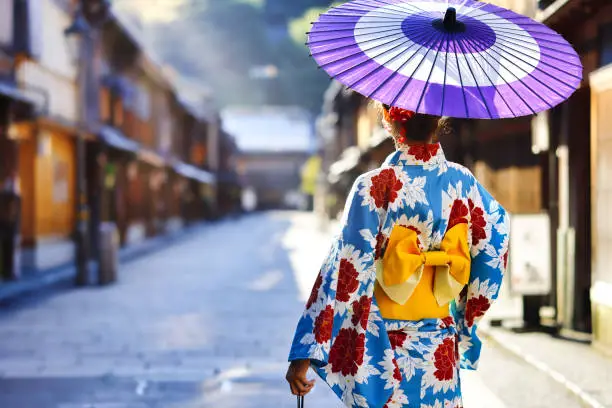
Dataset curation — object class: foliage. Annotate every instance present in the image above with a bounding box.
[146,0,337,114]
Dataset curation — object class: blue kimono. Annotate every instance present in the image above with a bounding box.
[289,144,510,408]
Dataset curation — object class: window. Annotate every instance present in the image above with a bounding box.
[601,24,612,67]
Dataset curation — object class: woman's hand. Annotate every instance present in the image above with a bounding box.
[286,359,315,396]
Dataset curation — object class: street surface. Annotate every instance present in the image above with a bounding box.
[0,212,583,407]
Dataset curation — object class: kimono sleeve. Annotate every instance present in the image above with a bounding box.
[287,175,381,366]
[451,180,510,370]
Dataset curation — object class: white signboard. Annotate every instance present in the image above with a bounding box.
[509,213,552,296]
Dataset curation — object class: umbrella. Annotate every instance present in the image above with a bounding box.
[307,0,583,119]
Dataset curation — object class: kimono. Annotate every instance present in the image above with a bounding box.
[288,143,510,408]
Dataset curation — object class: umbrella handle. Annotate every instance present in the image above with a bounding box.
[297,395,304,408]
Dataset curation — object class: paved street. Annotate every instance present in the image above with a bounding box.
[0,212,585,407]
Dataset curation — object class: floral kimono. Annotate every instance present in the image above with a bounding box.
[288,143,509,408]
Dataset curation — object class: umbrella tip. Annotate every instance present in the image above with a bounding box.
[443,7,458,31]
[433,7,465,33]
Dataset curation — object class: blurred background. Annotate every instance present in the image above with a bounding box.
[0,0,611,407]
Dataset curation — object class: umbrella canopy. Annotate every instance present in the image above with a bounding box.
[308,0,583,119]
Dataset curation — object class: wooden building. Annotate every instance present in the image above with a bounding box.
[0,1,238,291]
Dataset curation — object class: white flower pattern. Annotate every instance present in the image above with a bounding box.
[288,145,508,408]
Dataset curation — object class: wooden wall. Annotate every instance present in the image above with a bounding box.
[21,130,76,240]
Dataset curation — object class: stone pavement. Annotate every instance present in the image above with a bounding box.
[481,326,612,408]
[0,222,209,303]
[0,211,598,407]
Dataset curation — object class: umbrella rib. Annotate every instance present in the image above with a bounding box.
[466,24,579,56]
[390,30,447,107]
[332,27,436,85]
[466,25,581,60]
[467,23,570,47]
[316,12,432,24]
[309,23,426,53]
[440,30,450,117]
[470,23,560,37]
[458,36,516,117]
[361,29,444,104]
[486,40,581,91]
[311,31,405,58]
[481,23,570,41]
[486,36,582,71]
[454,39,493,119]
[311,24,406,33]
[474,15,540,23]
[318,16,407,22]
[416,32,448,113]
[462,36,534,115]
[327,0,427,19]
[350,33,436,94]
[325,9,410,20]
[315,25,428,69]
[355,0,429,15]
[460,1,490,18]
[446,36,470,118]
[478,46,554,110]
[307,26,403,45]
[465,9,529,20]
[313,18,413,25]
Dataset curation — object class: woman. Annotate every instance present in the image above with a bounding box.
[286,106,509,407]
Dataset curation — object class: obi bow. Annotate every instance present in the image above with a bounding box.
[375,223,471,306]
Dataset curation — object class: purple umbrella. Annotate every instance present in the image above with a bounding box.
[308,0,582,119]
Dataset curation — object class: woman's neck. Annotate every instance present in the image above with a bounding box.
[403,138,435,145]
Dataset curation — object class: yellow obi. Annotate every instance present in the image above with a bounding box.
[375,223,471,321]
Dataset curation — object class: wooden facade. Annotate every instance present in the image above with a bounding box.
[0,0,239,283]
[590,64,612,354]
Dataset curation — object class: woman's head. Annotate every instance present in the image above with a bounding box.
[379,103,453,146]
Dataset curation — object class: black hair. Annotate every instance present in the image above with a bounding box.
[380,104,453,144]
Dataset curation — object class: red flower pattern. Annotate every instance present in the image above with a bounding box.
[466,295,491,327]
[336,259,359,302]
[314,305,334,344]
[407,143,440,162]
[370,169,403,210]
[393,362,402,382]
[468,199,487,246]
[388,107,415,123]
[306,273,323,310]
[441,316,455,328]
[375,232,388,260]
[329,328,366,376]
[351,296,371,330]
[387,330,407,349]
[503,250,509,269]
[448,199,469,230]
[433,337,457,381]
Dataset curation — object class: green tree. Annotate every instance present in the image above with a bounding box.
[146,0,338,113]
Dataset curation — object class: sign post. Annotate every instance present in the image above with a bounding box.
[509,213,552,329]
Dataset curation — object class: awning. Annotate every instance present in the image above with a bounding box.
[0,82,40,106]
[328,146,363,184]
[100,74,133,97]
[138,149,166,167]
[173,161,216,184]
[99,126,140,154]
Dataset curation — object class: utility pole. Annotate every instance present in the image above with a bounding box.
[65,0,110,286]
[65,6,92,286]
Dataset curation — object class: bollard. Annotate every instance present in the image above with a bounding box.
[98,222,119,285]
